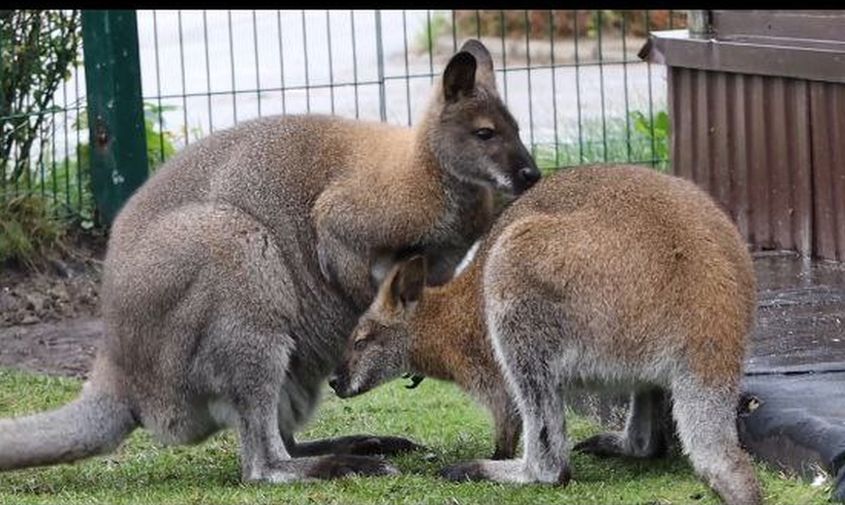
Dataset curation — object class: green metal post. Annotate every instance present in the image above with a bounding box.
[81,10,148,225]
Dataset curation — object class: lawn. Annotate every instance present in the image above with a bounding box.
[0,368,828,505]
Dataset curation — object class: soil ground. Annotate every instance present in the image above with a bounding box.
[0,231,105,378]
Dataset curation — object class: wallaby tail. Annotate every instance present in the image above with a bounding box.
[0,383,137,471]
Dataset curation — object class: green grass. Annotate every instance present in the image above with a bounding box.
[0,368,828,505]
[532,112,671,176]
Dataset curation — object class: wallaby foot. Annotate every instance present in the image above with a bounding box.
[575,388,668,459]
[246,455,399,483]
[440,459,571,486]
[304,455,400,479]
[574,432,631,458]
[238,402,401,483]
[225,337,402,483]
[672,379,762,505]
[285,434,425,457]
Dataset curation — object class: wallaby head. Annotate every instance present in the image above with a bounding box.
[424,39,540,195]
[329,256,428,398]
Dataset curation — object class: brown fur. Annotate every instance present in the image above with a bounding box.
[408,266,522,459]
[334,261,522,459]
[481,164,755,387]
[334,164,761,505]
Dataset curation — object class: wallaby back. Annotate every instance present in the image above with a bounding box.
[481,164,755,385]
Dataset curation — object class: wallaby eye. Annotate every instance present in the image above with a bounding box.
[473,127,495,140]
[353,337,369,351]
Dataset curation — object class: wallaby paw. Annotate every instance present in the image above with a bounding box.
[439,461,491,482]
[337,435,427,456]
[305,455,400,480]
[573,432,628,458]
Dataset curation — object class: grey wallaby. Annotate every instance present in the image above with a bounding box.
[0,39,541,483]
[331,165,762,505]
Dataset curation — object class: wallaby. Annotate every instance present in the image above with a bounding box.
[329,248,522,460]
[0,40,541,483]
[331,165,763,505]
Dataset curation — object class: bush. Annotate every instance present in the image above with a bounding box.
[1,10,81,183]
[0,192,67,270]
[452,10,687,41]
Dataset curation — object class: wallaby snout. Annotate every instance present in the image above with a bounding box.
[509,143,541,194]
[327,367,354,398]
[514,164,541,194]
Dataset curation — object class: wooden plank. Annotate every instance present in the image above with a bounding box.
[810,82,837,260]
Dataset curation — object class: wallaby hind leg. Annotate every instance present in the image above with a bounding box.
[236,396,398,483]
[441,303,570,485]
[671,378,762,505]
[440,354,569,485]
[206,324,399,483]
[490,394,522,460]
[575,387,669,459]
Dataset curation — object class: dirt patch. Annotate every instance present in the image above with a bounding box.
[0,231,106,378]
[0,317,100,379]
[1,231,105,328]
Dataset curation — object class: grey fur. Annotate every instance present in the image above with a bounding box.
[0,378,134,470]
[0,39,539,483]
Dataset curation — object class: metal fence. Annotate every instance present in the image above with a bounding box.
[2,9,686,225]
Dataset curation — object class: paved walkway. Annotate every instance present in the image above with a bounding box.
[740,252,845,501]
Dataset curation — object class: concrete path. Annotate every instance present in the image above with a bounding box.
[740,252,845,501]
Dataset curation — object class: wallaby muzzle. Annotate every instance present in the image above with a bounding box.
[327,369,352,398]
[510,146,541,194]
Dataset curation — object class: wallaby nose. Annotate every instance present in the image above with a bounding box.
[328,375,340,392]
[519,166,541,185]
[516,166,541,192]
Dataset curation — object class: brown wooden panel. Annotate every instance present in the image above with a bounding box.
[810,82,839,261]
[670,69,814,257]
[747,74,772,249]
[787,79,813,256]
[769,78,792,251]
[728,72,750,240]
[711,71,731,213]
[695,68,711,194]
[833,86,845,260]
[809,82,845,262]
[671,68,694,182]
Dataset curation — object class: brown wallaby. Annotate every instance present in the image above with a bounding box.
[331,165,763,505]
[329,249,522,460]
[0,39,541,483]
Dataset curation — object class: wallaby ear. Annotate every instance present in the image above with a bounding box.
[390,255,427,309]
[459,39,496,89]
[443,51,477,103]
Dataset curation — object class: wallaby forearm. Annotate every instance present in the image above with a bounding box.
[313,181,437,254]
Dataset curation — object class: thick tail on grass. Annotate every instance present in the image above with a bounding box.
[0,384,137,471]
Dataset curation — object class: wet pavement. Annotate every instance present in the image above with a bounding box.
[739,252,845,501]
